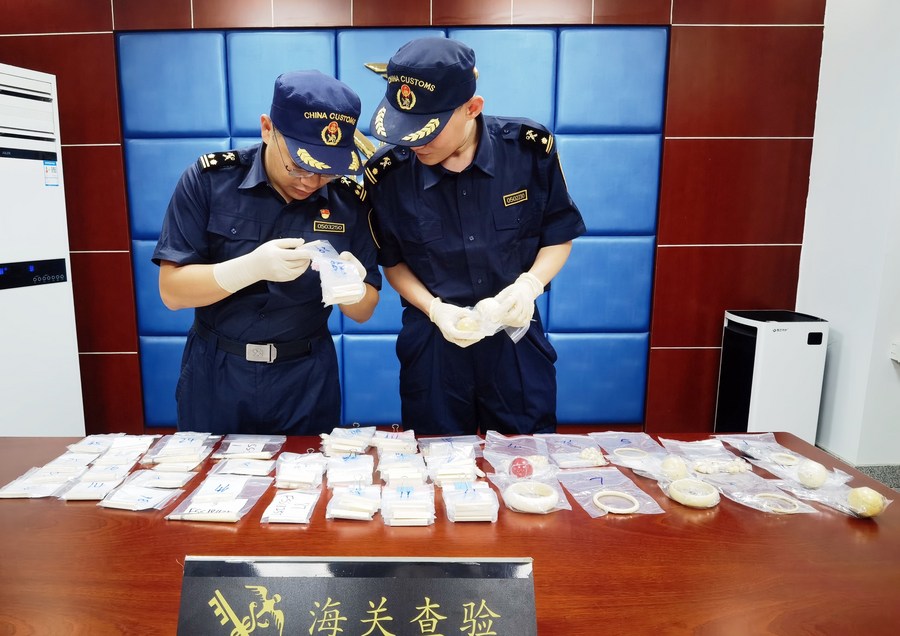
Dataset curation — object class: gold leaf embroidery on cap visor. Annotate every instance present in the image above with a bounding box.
[401,118,440,143]
[296,148,331,170]
[374,107,388,137]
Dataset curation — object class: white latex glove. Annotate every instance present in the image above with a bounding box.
[339,251,367,279]
[428,298,485,348]
[493,272,544,327]
[213,237,310,293]
[336,251,367,305]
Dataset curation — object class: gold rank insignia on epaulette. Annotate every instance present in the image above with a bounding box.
[197,151,239,171]
[334,176,367,202]
[364,147,406,186]
[518,126,554,155]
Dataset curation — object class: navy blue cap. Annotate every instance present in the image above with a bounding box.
[370,38,477,147]
[270,70,363,175]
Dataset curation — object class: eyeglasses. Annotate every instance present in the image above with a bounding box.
[271,127,340,182]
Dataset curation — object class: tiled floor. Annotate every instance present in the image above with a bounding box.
[855,465,900,491]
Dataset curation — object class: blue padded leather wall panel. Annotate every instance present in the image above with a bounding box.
[132,240,193,336]
[551,333,649,422]
[341,335,401,424]
[232,137,262,149]
[336,29,445,136]
[556,27,668,133]
[227,31,337,137]
[556,134,661,235]
[120,28,666,429]
[342,271,403,333]
[118,33,229,137]
[333,335,343,411]
[126,138,231,240]
[139,336,186,427]
[449,29,556,127]
[549,237,654,332]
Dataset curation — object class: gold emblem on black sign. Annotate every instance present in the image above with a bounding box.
[208,585,285,635]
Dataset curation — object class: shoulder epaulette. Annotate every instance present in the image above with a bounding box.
[517,124,554,156]
[364,146,410,186]
[333,176,368,203]
[197,150,240,172]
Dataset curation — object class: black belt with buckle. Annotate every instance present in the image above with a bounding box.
[192,320,316,363]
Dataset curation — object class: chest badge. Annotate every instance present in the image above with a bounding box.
[320,208,331,220]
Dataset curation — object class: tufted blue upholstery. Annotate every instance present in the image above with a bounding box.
[118,27,667,428]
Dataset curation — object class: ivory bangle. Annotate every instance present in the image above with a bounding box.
[592,490,640,514]
[667,478,720,508]
[770,451,799,466]
[613,447,648,460]
[754,492,801,514]
[504,481,559,514]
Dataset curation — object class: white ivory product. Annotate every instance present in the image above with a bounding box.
[692,458,751,475]
[612,447,648,460]
[591,490,640,514]
[770,451,800,466]
[796,459,828,489]
[660,455,689,481]
[503,481,559,514]
[846,487,887,518]
[754,492,801,514]
[667,478,720,508]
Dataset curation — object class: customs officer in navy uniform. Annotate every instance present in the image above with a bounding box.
[365,38,585,435]
[154,71,381,435]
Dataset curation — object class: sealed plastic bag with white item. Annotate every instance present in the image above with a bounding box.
[557,467,663,518]
[298,240,365,306]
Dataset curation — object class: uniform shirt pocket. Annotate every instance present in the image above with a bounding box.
[207,214,263,261]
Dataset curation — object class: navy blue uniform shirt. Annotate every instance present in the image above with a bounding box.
[154,143,381,341]
[367,115,585,307]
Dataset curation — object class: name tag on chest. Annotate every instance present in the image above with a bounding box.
[313,220,346,233]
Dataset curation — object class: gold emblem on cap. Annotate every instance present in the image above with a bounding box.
[321,121,342,146]
[402,118,440,143]
[396,84,416,111]
[296,148,331,170]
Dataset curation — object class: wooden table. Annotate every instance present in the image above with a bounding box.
[1,433,898,635]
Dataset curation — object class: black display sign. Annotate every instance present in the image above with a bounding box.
[178,556,537,636]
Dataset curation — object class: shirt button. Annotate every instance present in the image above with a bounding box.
[462,189,467,196]
[259,313,265,319]
[477,278,483,284]
[230,228,237,235]
[468,235,475,242]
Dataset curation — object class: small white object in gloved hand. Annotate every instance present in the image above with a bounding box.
[474,297,503,325]
[339,251,366,279]
[300,240,365,306]
[428,298,485,348]
[494,272,544,328]
[335,251,367,305]
[213,237,310,293]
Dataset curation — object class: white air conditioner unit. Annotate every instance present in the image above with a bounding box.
[0,62,85,436]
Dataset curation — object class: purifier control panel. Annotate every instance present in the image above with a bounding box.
[0,258,68,290]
